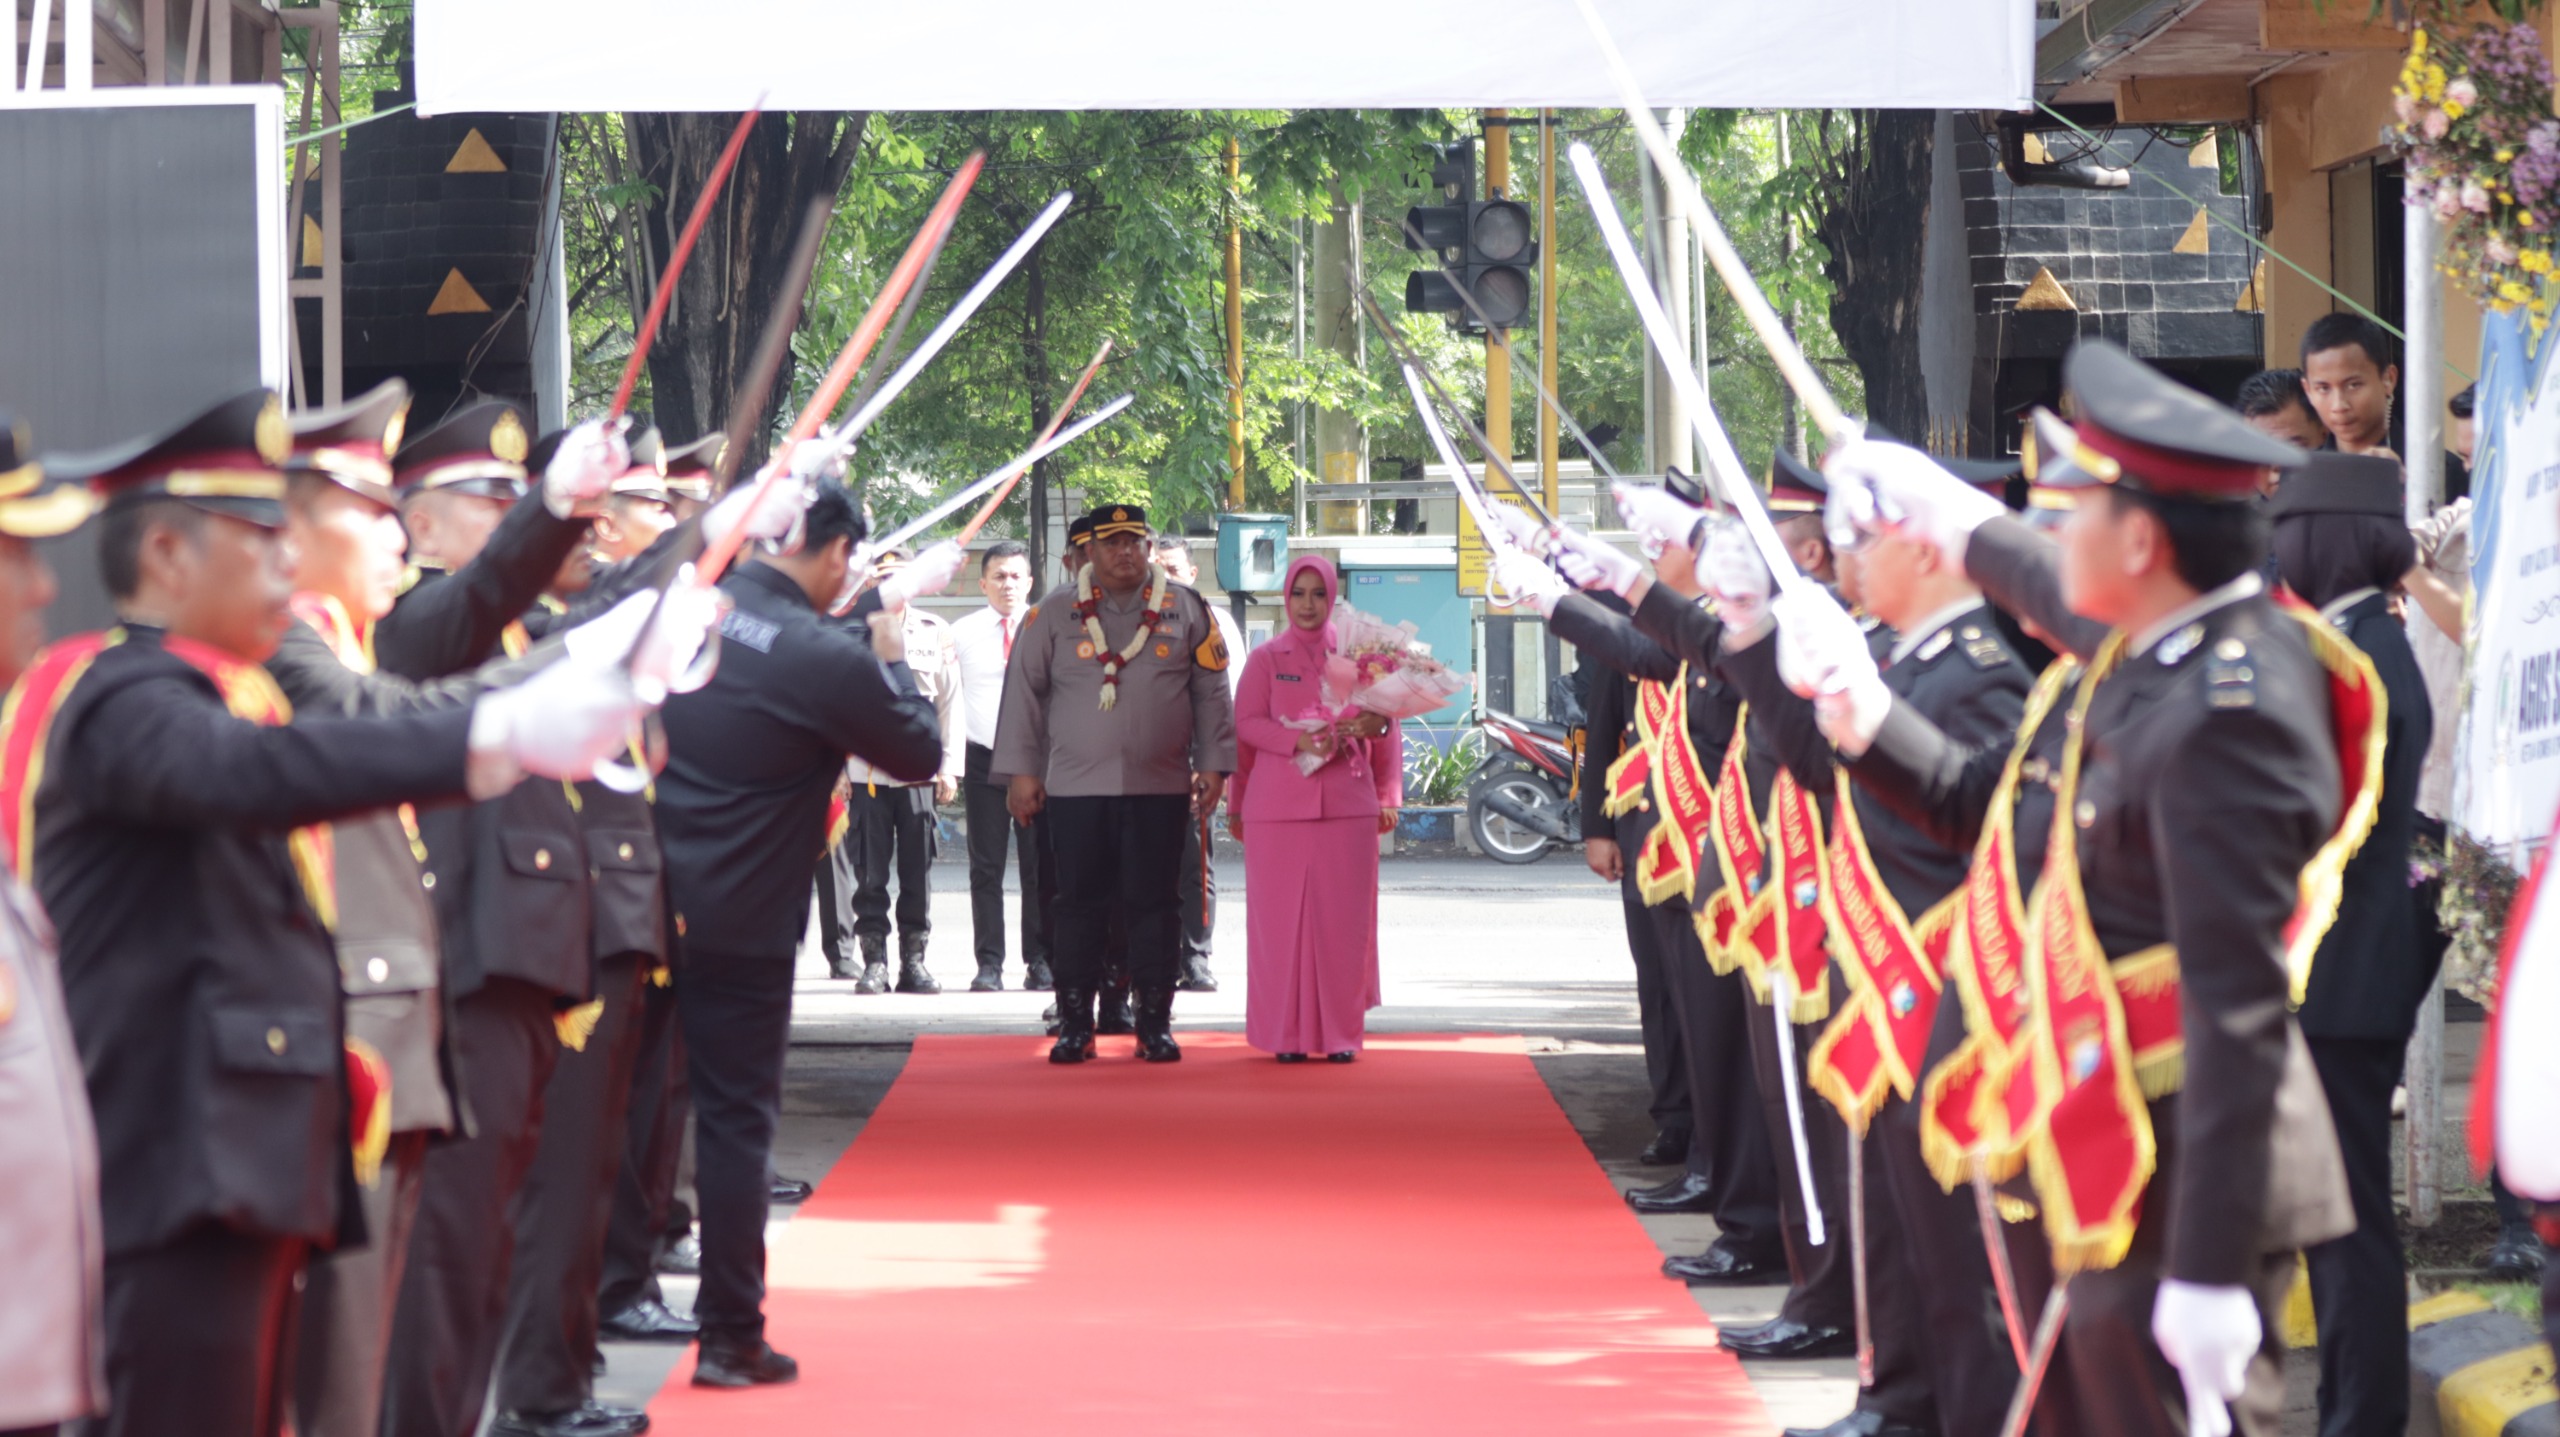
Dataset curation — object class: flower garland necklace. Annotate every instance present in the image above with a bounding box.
[1073,560,1172,710]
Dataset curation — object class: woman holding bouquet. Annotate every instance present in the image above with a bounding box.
[1230,554,1399,1061]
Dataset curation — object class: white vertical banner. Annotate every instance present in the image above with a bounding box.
[2453,311,2560,856]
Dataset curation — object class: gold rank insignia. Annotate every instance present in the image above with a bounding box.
[1155,643,1170,658]
[1195,626,1229,672]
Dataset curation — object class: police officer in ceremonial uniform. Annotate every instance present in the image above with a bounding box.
[1803,340,2358,1436]
[0,415,109,1437]
[7,390,642,1437]
[653,479,944,1388]
[994,504,1236,1064]
[659,432,723,525]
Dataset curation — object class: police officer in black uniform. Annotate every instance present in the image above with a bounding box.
[12,390,643,1437]
[653,479,943,1388]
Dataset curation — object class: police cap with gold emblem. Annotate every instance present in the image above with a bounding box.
[1088,503,1149,540]
[1767,447,1828,513]
[286,378,410,509]
[2028,339,2305,501]
[2267,450,2402,520]
[599,426,675,507]
[48,389,290,529]
[1065,512,1097,549]
[661,433,725,504]
[0,414,100,540]
[392,400,529,499]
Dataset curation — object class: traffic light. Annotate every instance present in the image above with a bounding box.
[1402,137,1538,332]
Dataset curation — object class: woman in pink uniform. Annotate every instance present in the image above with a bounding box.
[1228,554,1399,1062]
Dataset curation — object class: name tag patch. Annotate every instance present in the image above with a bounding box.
[720,610,780,653]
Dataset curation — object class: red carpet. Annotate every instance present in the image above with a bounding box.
[641,1032,1775,1434]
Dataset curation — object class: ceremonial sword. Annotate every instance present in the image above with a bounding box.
[953,340,1116,548]
[850,394,1135,581]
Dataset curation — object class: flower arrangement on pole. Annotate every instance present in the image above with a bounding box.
[2391,22,2560,332]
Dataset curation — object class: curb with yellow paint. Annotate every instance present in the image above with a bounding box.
[2281,1272,2555,1437]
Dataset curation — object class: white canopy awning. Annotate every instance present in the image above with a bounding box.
[415,0,2033,115]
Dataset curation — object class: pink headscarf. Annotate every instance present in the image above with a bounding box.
[1273,552,1341,661]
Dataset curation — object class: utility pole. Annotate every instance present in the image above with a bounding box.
[1482,109,1511,473]
[1225,134,1246,508]
[1538,108,1560,515]
[1311,185,1365,535]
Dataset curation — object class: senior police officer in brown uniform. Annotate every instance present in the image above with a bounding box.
[994,504,1236,1064]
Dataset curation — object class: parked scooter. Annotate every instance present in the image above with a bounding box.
[1465,709,1583,864]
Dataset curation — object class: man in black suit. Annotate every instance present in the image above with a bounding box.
[5,390,643,1437]
[654,481,945,1387]
[2269,453,2434,1437]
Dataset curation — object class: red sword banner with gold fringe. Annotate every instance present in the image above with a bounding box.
[1695,712,1764,975]
[1631,668,1718,907]
[1809,767,1957,1134]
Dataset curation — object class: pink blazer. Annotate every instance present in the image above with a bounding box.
[1231,639,1402,823]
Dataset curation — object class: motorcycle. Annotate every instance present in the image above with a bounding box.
[1464,709,1584,865]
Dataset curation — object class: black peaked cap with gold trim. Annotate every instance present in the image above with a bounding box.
[1767,447,1827,513]
[48,389,289,529]
[1087,503,1148,540]
[609,426,675,506]
[394,400,529,499]
[2030,339,2305,501]
[288,378,410,509]
[661,433,725,503]
[0,413,100,540]
[1065,512,1097,548]
[2269,451,2404,520]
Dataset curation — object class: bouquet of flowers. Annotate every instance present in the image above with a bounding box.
[1322,605,1471,721]
[2390,22,2560,330]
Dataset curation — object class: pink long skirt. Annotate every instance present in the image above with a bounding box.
[1242,814,1384,1056]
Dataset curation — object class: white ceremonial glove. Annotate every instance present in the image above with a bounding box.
[876,540,966,613]
[1823,438,2005,569]
[1773,586,1891,755]
[541,417,631,519]
[559,589,659,667]
[702,471,814,556]
[2151,1280,2261,1437]
[1489,549,1570,618]
[1479,501,1549,555]
[1698,520,1775,645]
[467,647,650,794]
[1549,524,1647,598]
[1610,480,1710,553]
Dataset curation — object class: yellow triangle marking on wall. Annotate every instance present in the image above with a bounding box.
[2173,209,2211,255]
[301,216,324,268]
[428,268,492,315]
[446,128,507,174]
[2235,259,2267,313]
[2189,132,2220,170]
[2015,266,2078,312]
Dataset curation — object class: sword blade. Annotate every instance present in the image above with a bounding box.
[1770,970,1826,1247]
[1567,0,1859,448]
[954,339,1116,548]
[1347,284,1556,530]
[713,196,836,491]
[1848,1123,1873,1386]
[611,101,765,421]
[871,394,1134,556]
[1973,1153,2033,1371]
[1999,1281,2072,1437]
[1398,364,1517,547]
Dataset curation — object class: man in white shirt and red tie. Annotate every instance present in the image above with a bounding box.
[952,541,1045,992]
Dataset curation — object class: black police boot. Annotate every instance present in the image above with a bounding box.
[1097,970,1135,1035]
[969,957,1003,992]
[1133,987,1182,1063]
[1024,957,1054,991]
[853,935,890,995]
[894,934,940,994]
[1049,985,1097,1064]
[1176,954,1219,993]
[691,1333,798,1389]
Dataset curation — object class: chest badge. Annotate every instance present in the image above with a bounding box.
[1155,642,1171,658]
[1075,640,1096,660]
[2155,623,2205,666]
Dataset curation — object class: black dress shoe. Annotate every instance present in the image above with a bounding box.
[600,1296,700,1343]
[969,960,1003,992]
[2486,1227,2548,1282]
[655,1234,700,1276]
[692,1336,798,1389]
[489,1401,651,1437]
[1024,959,1054,992]
[1640,1130,1691,1167]
[1718,1317,1855,1360]
[1327,1050,1356,1063]
[1661,1240,1787,1285]
[1275,1052,1307,1064]
[824,953,858,981]
[1177,955,1219,993]
[768,1175,814,1204]
[1623,1172,1716,1214]
[1782,1410,1934,1437]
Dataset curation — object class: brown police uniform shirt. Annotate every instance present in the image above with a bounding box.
[990,577,1237,797]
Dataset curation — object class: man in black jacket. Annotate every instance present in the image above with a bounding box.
[6,390,643,1437]
[655,480,944,1387]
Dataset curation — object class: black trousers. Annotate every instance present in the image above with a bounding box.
[1177,810,1215,966]
[1613,811,1692,1146]
[1741,970,1858,1334]
[495,955,650,1417]
[848,784,936,944]
[81,1225,306,1437]
[1044,793,1189,992]
[294,1130,430,1437]
[1638,887,1784,1255]
[382,978,562,1437]
[676,948,797,1342]
[964,742,1046,971]
[2303,1035,2412,1437]
[1871,1089,2029,1436]
[814,826,855,967]
[599,977,687,1318]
